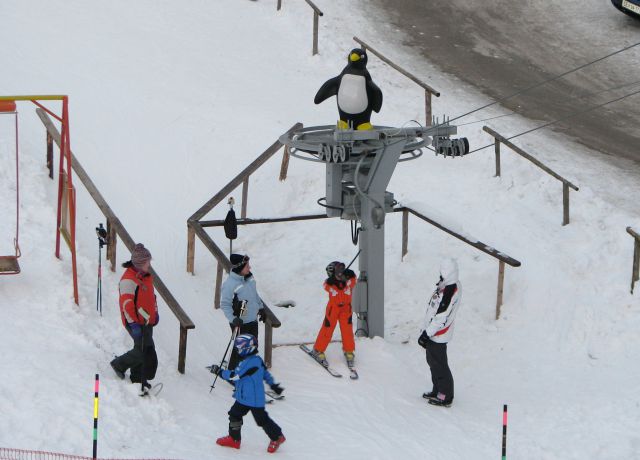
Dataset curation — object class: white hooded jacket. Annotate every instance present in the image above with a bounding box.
[422,258,462,344]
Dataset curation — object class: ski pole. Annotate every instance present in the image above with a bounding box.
[96,243,102,316]
[95,223,107,316]
[210,301,247,391]
[210,326,239,392]
[346,249,361,270]
[140,325,146,396]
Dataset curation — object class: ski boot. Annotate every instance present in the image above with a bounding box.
[427,393,452,407]
[216,435,241,449]
[344,351,355,368]
[139,382,152,397]
[267,435,286,453]
[310,349,328,366]
[110,360,125,380]
[422,390,437,400]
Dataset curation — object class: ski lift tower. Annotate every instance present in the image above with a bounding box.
[280,122,469,338]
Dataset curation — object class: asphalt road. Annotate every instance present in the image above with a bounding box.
[371,0,640,165]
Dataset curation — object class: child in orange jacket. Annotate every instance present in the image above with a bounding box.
[311,261,357,367]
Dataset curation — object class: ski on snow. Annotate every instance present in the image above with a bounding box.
[347,366,359,380]
[266,389,285,400]
[299,344,343,378]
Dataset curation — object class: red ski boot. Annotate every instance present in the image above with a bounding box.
[216,435,240,449]
[267,435,286,453]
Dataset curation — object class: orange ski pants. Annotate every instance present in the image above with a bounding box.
[313,303,355,353]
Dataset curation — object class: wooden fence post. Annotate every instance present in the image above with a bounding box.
[312,11,319,55]
[187,225,195,274]
[425,90,432,126]
[562,182,570,226]
[214,262,224,309]
[106,218,117,272]
[279,145,290,181]
[178,325,188,374]
[241,178,249,219]
[402,209,409,259]
[632,239,640,294]
[494,141,501,177]
[264,321,274,368]
[495,260,505,320]
[46,132,54,179]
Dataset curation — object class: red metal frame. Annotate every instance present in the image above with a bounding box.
[0,95,79,304]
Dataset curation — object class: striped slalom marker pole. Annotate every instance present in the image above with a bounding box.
[502,404,508,460]
[93,374,100,459]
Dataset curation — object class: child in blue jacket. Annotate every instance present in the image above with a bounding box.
[210,334,286,453]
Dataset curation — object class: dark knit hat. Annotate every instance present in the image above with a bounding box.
[230,253,249,274]
[131,243,152,270]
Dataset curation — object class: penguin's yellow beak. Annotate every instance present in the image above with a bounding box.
[350,52,361,62]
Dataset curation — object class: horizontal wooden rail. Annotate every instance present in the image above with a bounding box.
[397,207,520,267]
[483,126,579,225]
[353,36,440,124]
[189,123,302,223]
[37,108,195,374]
[353,37,440,96]
[397,206,520,319]
[304,0,323,15]
[483,127,578,190]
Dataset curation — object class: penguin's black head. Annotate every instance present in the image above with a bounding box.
[347,48,368,68]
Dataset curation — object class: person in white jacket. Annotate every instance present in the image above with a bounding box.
[418,258,462,407]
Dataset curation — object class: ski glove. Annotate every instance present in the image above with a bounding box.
[258,308,266,322]
[418,330,430,349]
[209,364,222,376]
[231,317,243,328]
[270,383,284,395]
[154,311,160,326]
[129,323,143,340]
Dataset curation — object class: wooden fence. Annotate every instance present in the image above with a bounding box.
[483,126,579,226]
[36,109,195,374]
[627,227,640,294]
[399,207,521,320]
[353,36,440,126]
[186,123,302,367]
[277,0,323,55]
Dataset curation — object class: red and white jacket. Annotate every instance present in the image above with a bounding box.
[118,266,158,327]
[422,272,462,344]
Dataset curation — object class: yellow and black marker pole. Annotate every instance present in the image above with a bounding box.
[93,374,100,459]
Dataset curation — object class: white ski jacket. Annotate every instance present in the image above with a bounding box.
[422,261,462,344]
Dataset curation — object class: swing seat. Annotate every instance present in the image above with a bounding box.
[0,244,21,275]
[0,256,20,274]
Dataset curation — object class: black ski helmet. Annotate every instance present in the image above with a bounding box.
[326,261,346,278]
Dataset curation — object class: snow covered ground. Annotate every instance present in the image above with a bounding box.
[1,1,639,459]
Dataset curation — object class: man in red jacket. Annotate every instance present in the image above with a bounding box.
[110,244,159,392]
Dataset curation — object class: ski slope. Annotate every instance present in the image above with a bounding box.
[1,1,639,459]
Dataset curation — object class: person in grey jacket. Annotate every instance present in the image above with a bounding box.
[220,254,265,370]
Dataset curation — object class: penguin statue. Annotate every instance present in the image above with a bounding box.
[314,48,383,130]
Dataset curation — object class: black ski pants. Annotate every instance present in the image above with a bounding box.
[228,401,282,441]
[425,338,454,402]
[111,324,158,384]
[227,321,259,371]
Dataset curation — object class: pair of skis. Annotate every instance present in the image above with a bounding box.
[299,344,359,380]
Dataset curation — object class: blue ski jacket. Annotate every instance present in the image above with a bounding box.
[220,272,263,324]
[220,353,275,407]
